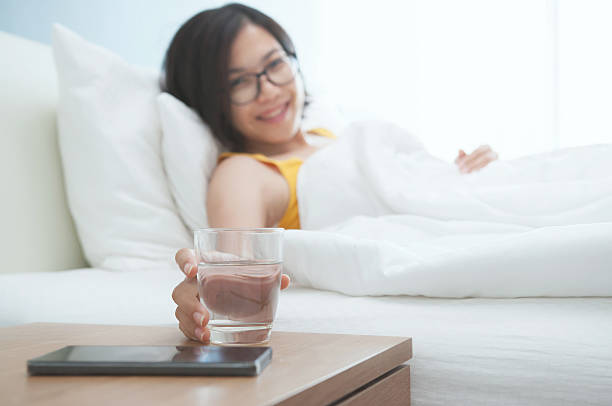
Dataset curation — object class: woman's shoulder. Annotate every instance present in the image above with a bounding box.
[206,155,270,227]
[217,151,289,172]
[207,155,267,209]
[216,153,264,169]
[207,153,289,227]
[209,153,283,191]
[211,154,268,185]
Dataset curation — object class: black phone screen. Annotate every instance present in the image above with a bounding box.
[27,345,272,376]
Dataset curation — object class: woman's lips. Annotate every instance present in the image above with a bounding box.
[257,102,289,124]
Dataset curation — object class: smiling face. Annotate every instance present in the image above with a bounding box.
[228,23,305,152]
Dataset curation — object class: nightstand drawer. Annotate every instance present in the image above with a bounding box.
[335,365,410,406]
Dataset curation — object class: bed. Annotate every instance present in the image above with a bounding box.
[279,288,612,405]
[1,267,611,405]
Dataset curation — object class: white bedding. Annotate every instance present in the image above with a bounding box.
[277,288,612,406]
[0,267,182,327]
[2,268,611,405]
[285,120,612,297]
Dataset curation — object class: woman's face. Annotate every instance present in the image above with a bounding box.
[228,23,304,150]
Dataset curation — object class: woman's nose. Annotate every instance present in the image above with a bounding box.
[256,75,281,103]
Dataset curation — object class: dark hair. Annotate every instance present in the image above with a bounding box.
[162,3,307,152]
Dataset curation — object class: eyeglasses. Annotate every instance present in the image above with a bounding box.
[228,54,298,105]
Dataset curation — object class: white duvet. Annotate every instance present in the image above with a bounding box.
[284,120,612,298]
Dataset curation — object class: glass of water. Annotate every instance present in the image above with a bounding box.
[194,228,284,345]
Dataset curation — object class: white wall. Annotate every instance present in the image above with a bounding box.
[309,0,557,159]
[2,0,611,160]
[558,0,612,148]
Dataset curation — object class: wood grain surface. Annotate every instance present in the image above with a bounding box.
[0,323,412,406]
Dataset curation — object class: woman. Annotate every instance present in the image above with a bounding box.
[164,3,498,342]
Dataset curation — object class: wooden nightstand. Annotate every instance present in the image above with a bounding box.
[0,323,412,405]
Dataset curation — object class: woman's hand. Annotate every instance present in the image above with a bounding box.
[455,145,499,173]
[172,248,291,342]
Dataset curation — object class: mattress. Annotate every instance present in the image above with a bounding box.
[277,288,612,405]
[2,268,611,405]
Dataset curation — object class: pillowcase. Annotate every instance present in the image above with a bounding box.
[158,92,222,231]
[52,24,191,270]
[158,92,347,231]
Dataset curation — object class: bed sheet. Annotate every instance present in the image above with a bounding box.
[276,287,612,406]
[0,267,182,326]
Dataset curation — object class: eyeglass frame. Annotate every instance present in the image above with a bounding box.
[227,53,299,106]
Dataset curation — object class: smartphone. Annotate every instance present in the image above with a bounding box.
[27,345,272,376]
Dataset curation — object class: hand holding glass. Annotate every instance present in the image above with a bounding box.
[194,228,283,345]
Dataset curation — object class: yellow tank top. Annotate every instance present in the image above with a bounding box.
[217,128,336,230]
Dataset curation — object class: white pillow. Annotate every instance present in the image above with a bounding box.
[52,24,191,270]
[158,93,221,231]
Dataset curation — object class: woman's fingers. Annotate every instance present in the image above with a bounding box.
[458,145,488,170]
[474,149,498,172]
[465,152,494,173]
[281,274,290,290]
[176,307,199,341]
[176,307,210,342]
[454,149,467,164]
[171,278,210,341]
[457,145,497,173]
[178,320,210,342]
[172,279,208,317]
[175,248,197,278]
[194,327,211,343]
[456,151,473,170]
[172,279,210,342]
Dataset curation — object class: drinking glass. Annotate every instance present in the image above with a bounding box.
[194,228,283,345]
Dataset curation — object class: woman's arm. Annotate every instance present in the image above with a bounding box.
[172,156,290,343]
[206,156,268,228]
